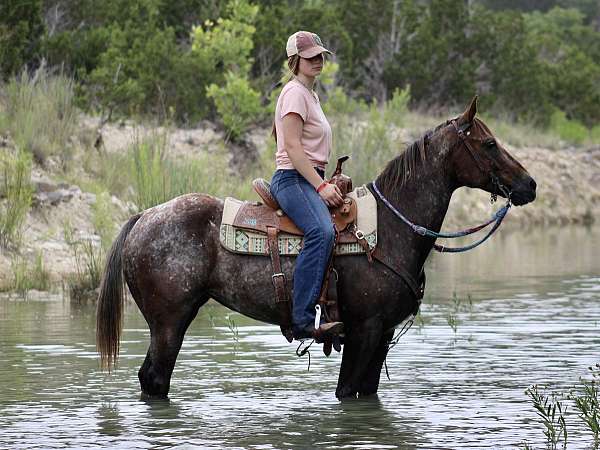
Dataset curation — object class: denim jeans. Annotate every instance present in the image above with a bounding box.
[270,168,335,336]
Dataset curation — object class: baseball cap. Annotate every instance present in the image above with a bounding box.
[286,31,332,58]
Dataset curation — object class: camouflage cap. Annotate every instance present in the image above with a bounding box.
[286,31,332,58]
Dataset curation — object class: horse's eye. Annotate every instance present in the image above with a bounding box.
[484,139,496,148]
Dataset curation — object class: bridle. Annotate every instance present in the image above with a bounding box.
[371,118,512,253]
[450,118,511,203]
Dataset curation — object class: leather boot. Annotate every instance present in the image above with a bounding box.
[312,321,344,343]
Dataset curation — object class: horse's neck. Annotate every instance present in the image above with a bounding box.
[376,163,454,272]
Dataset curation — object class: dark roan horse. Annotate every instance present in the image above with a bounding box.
[96,97,536,400]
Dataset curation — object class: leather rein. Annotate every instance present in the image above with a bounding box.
[371,119,512,253]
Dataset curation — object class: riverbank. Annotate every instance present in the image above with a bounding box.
[1,113,599,286]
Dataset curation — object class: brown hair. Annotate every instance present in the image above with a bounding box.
[271,55,302,142]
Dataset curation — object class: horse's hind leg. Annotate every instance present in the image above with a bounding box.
[335,317,383,399]
[137,294,208,399]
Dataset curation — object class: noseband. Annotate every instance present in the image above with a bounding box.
[371,119,512,253]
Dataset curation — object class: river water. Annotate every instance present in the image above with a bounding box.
[1,226,599,449]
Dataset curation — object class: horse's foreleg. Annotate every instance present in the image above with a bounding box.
[335,316,383,400]
[138,296,207,399]
[357,329,394,397]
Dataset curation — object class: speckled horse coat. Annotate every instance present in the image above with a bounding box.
[96,98,537,400]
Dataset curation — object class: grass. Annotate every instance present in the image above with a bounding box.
[63,220,104,303]
[0,148,32,249]
[0,252,51,297]
[0,66,77,168]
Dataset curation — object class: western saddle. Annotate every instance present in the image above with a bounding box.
[246,156,370,354]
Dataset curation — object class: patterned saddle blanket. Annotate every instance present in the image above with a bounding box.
[220,185,377,256]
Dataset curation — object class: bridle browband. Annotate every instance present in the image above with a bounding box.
[371,118,512,253]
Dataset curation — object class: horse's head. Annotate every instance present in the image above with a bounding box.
[444,97,536,206]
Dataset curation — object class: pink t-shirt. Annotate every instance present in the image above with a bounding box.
[274,79,332,170]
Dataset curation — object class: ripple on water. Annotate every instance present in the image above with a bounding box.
[1,229,600,448]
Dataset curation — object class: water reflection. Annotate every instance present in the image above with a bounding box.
[1,226,599,448]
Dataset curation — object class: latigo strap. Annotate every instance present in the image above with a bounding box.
[266,227,293,342]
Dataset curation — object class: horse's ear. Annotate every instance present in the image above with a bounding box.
[462,95,478,123]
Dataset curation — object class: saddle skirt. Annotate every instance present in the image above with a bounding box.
[220,185,377,256]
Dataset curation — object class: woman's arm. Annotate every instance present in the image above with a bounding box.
[282,113,343,207]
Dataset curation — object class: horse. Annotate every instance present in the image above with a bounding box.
[96,97,536,400]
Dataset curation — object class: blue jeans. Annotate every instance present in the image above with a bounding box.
[270,168,336,336]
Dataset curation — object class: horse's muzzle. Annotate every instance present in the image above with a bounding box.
[510,175,537,206]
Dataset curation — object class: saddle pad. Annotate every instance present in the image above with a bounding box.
[219,185,377,256]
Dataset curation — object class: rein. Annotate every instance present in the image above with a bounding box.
[370,120,513,253]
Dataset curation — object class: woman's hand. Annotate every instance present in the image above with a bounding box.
[318,183,344,207]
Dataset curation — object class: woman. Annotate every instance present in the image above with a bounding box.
[269,31,345,340]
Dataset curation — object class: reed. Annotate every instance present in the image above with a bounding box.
[0,149,32,249]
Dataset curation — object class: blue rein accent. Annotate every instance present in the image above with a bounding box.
[370,180,511,253]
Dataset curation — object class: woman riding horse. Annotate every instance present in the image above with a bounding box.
[96,96,537,400]
[270,31,344,341]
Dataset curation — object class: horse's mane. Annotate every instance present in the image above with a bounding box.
[376,120,451,194]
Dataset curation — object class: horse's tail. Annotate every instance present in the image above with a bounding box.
[96,213,142,371]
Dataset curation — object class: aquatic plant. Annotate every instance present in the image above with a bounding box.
[525,384,568,448]
[570,364,600,445]
[226,315,239,345]
[446,291,463,334]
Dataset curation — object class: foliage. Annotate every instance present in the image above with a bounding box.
[0,68,77,166]
[549,110,589,144]
[570,364,600,443]
[0,0,44,79]
[5,0,600,131]
[206,72,263,140]
[525,384,568,448]
[191,0,258,77]
[0,149,32,249]
[195,0,262,138]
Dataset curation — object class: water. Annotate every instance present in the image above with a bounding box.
[1,226,599,449]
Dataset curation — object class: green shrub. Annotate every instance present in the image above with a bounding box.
[0,0,44,79]
[206,72,263,140]
[190,0,258,76]
[590,125,600,144]
[1,68,76,166]
[549,110,588,144]
[384,86,411,124]
[0,149,32,249]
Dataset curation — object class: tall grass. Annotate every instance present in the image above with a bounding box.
[0,66,77,167]
[0,252,51,297]
[129,130,274,210]
[328,87,410,186]
[0,149,32,249]
[63,220,104,303]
